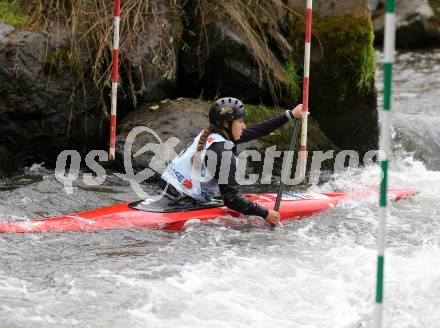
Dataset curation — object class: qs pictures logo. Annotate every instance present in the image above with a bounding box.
[55,126,181,200]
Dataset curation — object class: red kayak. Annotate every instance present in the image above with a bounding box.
[0,188,418,233]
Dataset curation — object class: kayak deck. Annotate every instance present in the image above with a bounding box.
[0,188,419,233]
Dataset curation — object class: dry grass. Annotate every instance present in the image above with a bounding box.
[12,0,300,113]
[191,0,301,101]
[13,0,179,115]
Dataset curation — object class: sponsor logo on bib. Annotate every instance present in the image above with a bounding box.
[182,179,193,189]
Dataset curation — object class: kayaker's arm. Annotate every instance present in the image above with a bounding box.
[220,182,269,218]
[236,111,293,144]
[208,142,269,218]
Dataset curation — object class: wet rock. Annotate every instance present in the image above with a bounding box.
[179,21,288,104]
[0,28,70,114]
[0,145,17,178]
[0,3,184,169]
[0,2,182,169]
[0,25,103,167]
[122,1,183,105]
[372,0,440,47]
[0,24,14,44]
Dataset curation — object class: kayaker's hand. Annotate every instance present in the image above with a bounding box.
[291,104,303,119]
[265,210,281,225]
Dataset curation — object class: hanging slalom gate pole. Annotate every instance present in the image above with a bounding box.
[374,0,396,327]
[109,0,121,160]
[273,0,312,224]
[299,0,313,181]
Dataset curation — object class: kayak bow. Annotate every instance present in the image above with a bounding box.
[0,188,418,233]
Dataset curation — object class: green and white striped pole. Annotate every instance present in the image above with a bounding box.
[374,0,396,327]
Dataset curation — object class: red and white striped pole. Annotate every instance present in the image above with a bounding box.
[109,0,121,160]
[299,0,313,180]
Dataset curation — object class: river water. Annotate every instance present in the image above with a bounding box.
[1,49,439,328]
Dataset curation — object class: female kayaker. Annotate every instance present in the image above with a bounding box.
[161,97,303,226]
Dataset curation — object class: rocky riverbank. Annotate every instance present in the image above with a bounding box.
[372,0,440,47]
[0,0,380,177]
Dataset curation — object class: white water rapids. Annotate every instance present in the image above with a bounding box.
[0,49,439,327]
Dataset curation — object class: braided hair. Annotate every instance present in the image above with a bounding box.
[196,124,230,152]
[192,123,230,169]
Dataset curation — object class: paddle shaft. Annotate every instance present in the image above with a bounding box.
[274,118,301,213]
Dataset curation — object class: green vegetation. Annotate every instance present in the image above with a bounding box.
[245,103,337,153]
[357,33,376,93]
[0,1,27,27]
[314,14,376,97]
[283,59,302,103]
[244,103,338,171]
[286,10,377,118]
